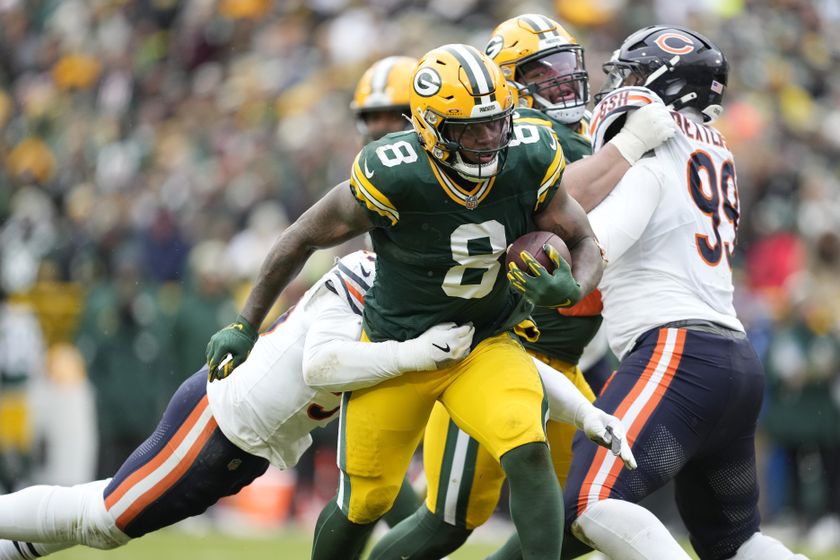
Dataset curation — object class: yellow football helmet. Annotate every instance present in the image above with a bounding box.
[409,44,514,180]
[351,56,417,142]
[485,14,589,124]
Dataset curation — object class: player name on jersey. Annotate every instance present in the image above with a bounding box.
[670,111,728,149]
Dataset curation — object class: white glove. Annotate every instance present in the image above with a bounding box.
[575,404,637,470]
[396,322,474,371]
[608,102,677,165]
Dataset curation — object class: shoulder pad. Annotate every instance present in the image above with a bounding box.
[589,86,664,153]
[324,251,377,316]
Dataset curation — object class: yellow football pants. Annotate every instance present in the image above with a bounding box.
[424,351,596,529]
[338,332,546,524]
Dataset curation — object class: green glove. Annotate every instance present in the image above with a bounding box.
[206,315,259,382]
[507,244,582,308]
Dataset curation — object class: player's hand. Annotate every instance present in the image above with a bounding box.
[507,244,582,308]
[206,315,259,382]
[397,322,475,371]
[578,406,637,470]
[608,101,677,164]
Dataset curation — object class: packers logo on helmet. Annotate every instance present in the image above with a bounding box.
[409,44,514,181]
[413,68,442,97]
[485,14,589,125]
[352,56,417,141]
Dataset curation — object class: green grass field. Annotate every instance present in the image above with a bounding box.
[49,530,499,560]
[48,528,839,560]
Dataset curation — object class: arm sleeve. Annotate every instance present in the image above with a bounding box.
[587,163,663,263]
[301,288,405,392]
[533,358,593,426]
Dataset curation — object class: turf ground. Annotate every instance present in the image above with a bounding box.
[49,528,840,560]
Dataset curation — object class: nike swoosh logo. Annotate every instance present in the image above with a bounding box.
[557,298,572,307]
[548,132,558,150]
[359,265,371,277]
[364,159,375,179]
[432,343,451,353]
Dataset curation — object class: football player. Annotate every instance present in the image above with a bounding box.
[351,55,416,143]
[0,251,475,559]
[204,41,675,559]
[0,56,430,560]
[366,16,677,560]
[558,26,808,560]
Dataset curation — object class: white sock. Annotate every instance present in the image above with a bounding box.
[0,480,129,550]
[0,540,73,560]
[732,532,809,560]
[571,499,691,560]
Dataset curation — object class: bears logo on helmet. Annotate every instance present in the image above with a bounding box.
[596,25,728,123]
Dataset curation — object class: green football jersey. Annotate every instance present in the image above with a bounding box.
[513,108,603,364]
[349,122,565,344]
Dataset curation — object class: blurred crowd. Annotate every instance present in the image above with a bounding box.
[1,0,839,551]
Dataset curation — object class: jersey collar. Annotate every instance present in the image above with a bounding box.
[425,154,497,210]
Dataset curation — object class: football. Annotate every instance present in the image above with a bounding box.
[506,231,571,273]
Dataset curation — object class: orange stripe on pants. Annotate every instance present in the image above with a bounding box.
[105,396,211,510]
[577,329,686,515]
[115,415,218,529]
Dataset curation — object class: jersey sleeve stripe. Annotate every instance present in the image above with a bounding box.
[535,135,566,209]
[350,155,399,225]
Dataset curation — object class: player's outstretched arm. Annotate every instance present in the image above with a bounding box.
[564,102,676,212]
[303,304,474,392]
[207,181,374,380]
[534,358,636,470]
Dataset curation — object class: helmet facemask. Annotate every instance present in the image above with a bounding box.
[515,46,589,124]
[435,109,514,181]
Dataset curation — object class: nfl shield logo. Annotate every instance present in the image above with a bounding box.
[465,196,478,210]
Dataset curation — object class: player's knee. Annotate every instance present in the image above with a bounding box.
[349,482,402,524]
[731,532,807,560]
[494,403,543,445]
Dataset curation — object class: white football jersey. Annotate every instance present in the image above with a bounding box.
[590,111,744,358]
[205,251,375,469]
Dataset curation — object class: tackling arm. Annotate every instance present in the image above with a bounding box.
[302,293,474,392]
[562,145,630,212]
[587,165,661,263]
[565,102,677,212]
[535,358,636,470]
